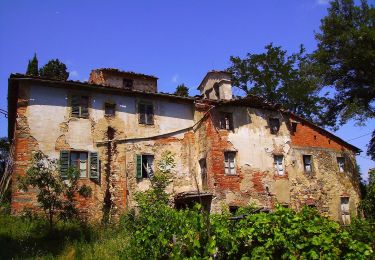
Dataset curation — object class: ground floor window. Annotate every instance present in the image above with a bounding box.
[70,151,88,178]
[224,152,236,175]
[341,197,350,225]
[136,154,154,179]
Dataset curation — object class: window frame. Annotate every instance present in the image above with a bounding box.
[123,78,134,89]
[136,154,155,179]
[269,118,280,134]
[71,95,89,119]
[104,103,116,117]
[274,155,284,176]
[303,155,313,173]
[224,151,236,175]
[69,151,89,178]
[219,112,234,131]
[138,102,154,125]
[337,157,345,173]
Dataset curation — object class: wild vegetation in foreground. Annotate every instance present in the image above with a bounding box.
[0,151,374,259]
[0,204,374,259]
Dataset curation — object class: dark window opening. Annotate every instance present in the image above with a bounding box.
[269,118,280,134]
[224,151,236,175]
[123,78,133,89]
[70,151,88,178]
[229,205,239,214]
[291,122,297,134]
[71,95,89,118]
[105,103,116,117]
[199,158,207,190]
[220,112,234,130]
[139,103,154,125]
[136,154,154,179]
[214,84,220,99]
[303,155,312,173]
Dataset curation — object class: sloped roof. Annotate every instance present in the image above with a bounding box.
[92,68,158,79]
[7,74,360,153]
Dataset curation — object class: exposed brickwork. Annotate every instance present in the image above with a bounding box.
[290,117,351,151]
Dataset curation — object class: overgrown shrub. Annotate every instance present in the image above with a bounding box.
[119,151,374,259]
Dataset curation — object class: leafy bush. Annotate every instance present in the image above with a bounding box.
[119,151,374,259]
[18,151,92,230]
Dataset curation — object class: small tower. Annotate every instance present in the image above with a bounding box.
[197,71,233,100]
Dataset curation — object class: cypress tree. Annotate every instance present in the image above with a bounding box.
[26,53,39,76]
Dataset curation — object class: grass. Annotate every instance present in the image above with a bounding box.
[0,213,128,259]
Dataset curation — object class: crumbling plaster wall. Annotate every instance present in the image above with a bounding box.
[200,73,232,100]
[289,120,361,222]
[198,104,360,221]
[12,83,196,220]
[201,105,292,212]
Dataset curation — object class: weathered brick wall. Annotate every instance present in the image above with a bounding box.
[288,116,360,222]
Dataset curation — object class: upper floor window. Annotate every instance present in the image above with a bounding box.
[274,155,284,175]
[269,118,280,134]
[291,122,298,134]
[337,157,345,173]
[224,151,236,175]
[138,102,154,125]
[105,103,116,117]
[214,84,220,99]
[303,155,312,173]
[136,154,154,179]
[220,112,233,130]
[123,78,133,89]
[71,95,89,118]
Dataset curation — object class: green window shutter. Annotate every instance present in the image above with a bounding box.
[136,155,142,179]
[89,151,99,180]
[71,96,80,117]
[60,150,70,178]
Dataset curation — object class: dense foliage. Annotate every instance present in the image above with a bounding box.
[26,53,39,76]
[174,84,189,97]
[360,168,375,220]
[0,137,9,178]
[119,152,374,259]
[18,151,92,230]
[39,59,69,80]
[227,44,326,125]
[314,0,375,127]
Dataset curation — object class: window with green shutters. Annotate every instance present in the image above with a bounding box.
[60,150,70,179]
[136,155,142,179]
[89,152,99,179]
[59,150,99,180]
[136,154,154,179]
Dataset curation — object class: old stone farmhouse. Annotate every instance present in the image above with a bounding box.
[7,68,361,224]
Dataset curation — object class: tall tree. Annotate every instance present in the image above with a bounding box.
[228,43,326,124]
[26,53,39,76]
[0,137,9,178]
[314,0,375,126]
[360,168,375,220]
[174,84,189,97]
[39,59,69,81]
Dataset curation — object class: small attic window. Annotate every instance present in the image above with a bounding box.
[123,78,133,89]
[105,103,116,117]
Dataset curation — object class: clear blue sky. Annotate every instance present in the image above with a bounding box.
[0,0,374,179]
